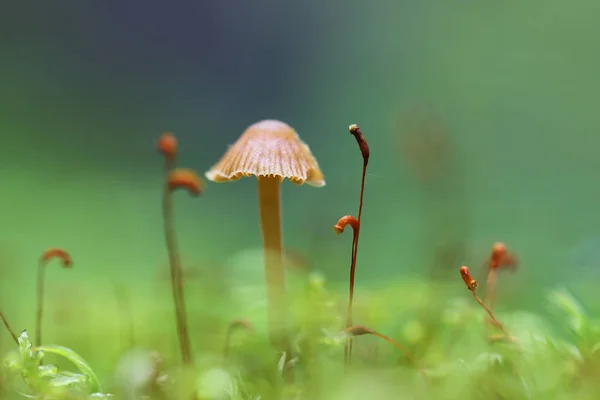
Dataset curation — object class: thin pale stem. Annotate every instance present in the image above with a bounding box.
[471,290,506,335]
[223,321,252,361]
[257,177,293,381]
[223,327,234,361]
[370,331,414,364]
[485,269,498,312]
[369,330,427,380]
[35,261,46,347]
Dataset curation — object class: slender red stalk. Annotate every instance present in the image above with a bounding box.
[333,215,359,363]
[157,132,204,366]
[344,124,370,363]
[0,312,18,344]
[484,242,518,312]
[36,248,72,347]
[344,325,427,380]
[460,266,507,335]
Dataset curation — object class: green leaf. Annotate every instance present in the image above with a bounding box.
[47,373,89,389]
[38,363,60,378]
[34,344,102,392]
[547,289,589,338]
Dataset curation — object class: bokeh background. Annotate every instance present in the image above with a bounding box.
[1,0,600,383]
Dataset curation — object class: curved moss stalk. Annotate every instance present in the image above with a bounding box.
[36,248,72,347]
[160,139,191,365]
[223,319,253,361]
[157,132,204,367]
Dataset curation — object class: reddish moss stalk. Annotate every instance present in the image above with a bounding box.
[460,266,507,335]
[484,242,517,312]
[36,248,72,347]
[1,312,18,344]
[345,325,427,380]
[342,124,370,364]
[157,132,204,366]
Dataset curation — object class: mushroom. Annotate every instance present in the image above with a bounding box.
[205,119,325,350]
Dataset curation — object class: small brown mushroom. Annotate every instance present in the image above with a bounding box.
[205,120,325,351]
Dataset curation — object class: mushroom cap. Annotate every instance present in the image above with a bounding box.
[205,119,325,187]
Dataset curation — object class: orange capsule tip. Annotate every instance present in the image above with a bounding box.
[41,248,72,267]
[167,168,204,196]
[459,266,477,290]
[157,132,178,159]
[334,215,359,234]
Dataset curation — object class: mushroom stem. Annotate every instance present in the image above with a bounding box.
[257,177,289,354]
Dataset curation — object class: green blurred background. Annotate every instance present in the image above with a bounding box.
[1,0,600,381]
